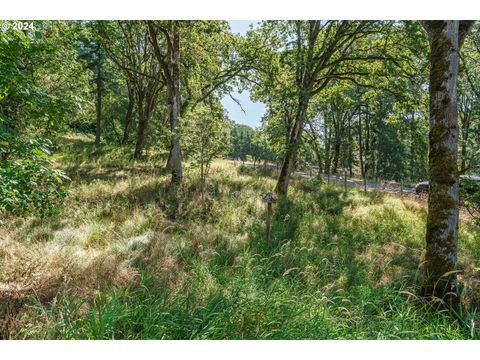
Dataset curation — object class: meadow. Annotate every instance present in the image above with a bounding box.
[1,134,479,339]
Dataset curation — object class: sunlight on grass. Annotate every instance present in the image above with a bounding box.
[1,135,479,339]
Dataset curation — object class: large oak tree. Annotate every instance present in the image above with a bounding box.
[421,20,475,304]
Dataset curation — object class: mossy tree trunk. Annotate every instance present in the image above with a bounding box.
[421,20,474,305]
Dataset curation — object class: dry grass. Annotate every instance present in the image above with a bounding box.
[1,134,479,339]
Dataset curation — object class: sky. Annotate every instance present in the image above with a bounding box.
[220,21,266,129]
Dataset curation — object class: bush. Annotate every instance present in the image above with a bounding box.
[295,177,324,192]
[0,136,70,217]
[460,178,480,225]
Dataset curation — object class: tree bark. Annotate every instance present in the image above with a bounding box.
[122,82,135,145]
[459,95,471,173]
[95,59,103,146]
[358,110,366,193]
[422,20,474,304]
[324,120,332,175]
[134,86,158,159]
[365,108,370,177]
[275,96,309,195]
[166,24,183,185]
[409,111,415,181]
[134,91,148,159]
[347,115,353,176]
[147,21,183,185]
[332,140,341,175]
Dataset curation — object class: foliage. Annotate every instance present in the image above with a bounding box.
[0,133,69,216]
[183,101,231,194]
[229,123,255,161]
[459,23,480,173]
[229,122,277,165]
[0,22,78,216]
[248,21,430,182]
[460,178,480,225]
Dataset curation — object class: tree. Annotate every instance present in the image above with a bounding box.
[0,21,80,215]
[421,20,475,305]
[459,23,480,174]
[148,20,257,186]
[229,123,255,161]
[147,21,184,184]
[102,21,163,159]
[248,21,403,195]
[121,80,135,145]
[183,100,231,199]
[77,21,107,146]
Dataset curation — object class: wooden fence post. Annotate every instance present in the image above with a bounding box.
[262,192,277,242]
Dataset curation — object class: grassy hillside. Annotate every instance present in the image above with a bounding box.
[1,134,479,339]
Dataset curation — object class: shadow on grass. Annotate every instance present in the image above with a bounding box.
[245,187,353,279]
[58,135,168,172]
[64,165,170,183]
[246,196,302,259]
[236,163,278,180]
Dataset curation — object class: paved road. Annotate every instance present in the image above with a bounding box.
[237,161,416,195]
[293,170,416,194]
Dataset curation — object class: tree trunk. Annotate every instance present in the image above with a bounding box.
[410,111,415,181]
[358,111,366,193]
[332,140,341,175]
[459,96,471,173]
[332,116,342,175]
[200,160,205,201]
[312,146,323,179]
[122,83,135,145]
[95,61,102,146]
[166,23,183,185]
[365,108,370,177]
[372,127,377,182]
[324,121,332,175]
[147,20,183,185]
[460,127,468,173]
[133,109,148,159]
[422,20,474,305]
[275,97,309,195]
[348,115,353,177]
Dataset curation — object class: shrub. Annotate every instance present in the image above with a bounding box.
[460,178,480,225]
[0,135,70,217]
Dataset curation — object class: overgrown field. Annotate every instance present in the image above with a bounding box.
[1,134,479,339]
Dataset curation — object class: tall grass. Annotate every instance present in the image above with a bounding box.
[2,134,479,339]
